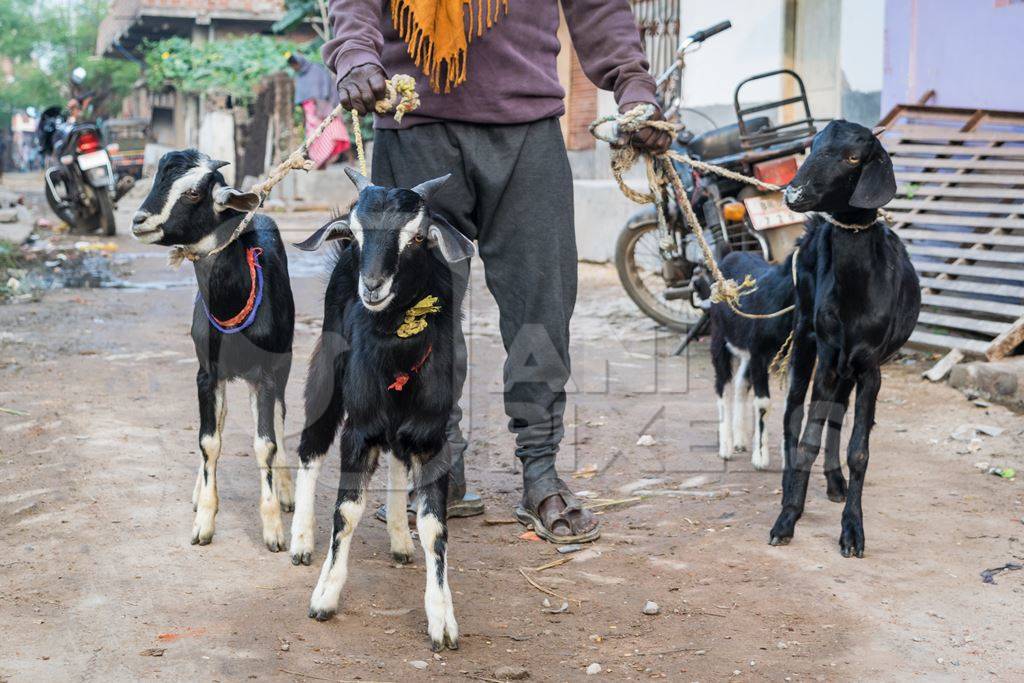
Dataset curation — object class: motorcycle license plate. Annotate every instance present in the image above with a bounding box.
[78,150,110,171]
[743,192,805,231]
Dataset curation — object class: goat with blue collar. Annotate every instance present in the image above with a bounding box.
[132,149,296,552]
[290,168,473,651]
[769,121,920,557]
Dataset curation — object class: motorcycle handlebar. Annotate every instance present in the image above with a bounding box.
[688,20,731,43]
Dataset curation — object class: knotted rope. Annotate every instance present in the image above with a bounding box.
[591,104,792,320]
[169,74,420,267]
[591,105,892,322]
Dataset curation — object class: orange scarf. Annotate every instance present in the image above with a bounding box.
[391,0,510,93]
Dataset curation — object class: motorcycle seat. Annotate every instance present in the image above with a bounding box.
[687,116,770,161]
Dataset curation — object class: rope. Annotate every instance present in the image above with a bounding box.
[590,105,888,320]
[767,247,800,380]
[169,75,420,267]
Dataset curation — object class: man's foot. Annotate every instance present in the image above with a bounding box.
[515,478,600,544]
[374,491,485,523]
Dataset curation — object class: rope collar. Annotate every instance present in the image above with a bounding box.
[197,247,265,334]
[818,213,877,232]
[388,345,432,392]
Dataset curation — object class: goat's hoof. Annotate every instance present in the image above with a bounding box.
[751,450,770,471]
[732,444,748,453]
[190,528,214,546]
[391,551,414,565]
[826,476,848,503]
[280,501,295,513]
[430,636,457,652]
[768,535,790,546]
[291,552,313,566]
[718,450,733,461]
[839,524,864,558]
[308,607,335,621]
[263,521,287,552]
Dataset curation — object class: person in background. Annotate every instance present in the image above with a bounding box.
[287,52,351,169]
[322,0,671,544]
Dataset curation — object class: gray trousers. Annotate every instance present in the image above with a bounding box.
[372,118,576,487]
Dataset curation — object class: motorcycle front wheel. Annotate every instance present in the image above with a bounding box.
[614,219,703,331]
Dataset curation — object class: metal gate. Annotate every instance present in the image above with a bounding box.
[631,0,682,99]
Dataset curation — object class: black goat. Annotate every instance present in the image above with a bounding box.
[769,120,920,557]
[290,168,473,651]
[708,250,795,471]
[132,149,296,551]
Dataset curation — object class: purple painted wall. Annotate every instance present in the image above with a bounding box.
[883,0,1024,114]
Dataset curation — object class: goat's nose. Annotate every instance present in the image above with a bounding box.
[362,274,385,292]
[132,211,150,227]
[783,185,801,203]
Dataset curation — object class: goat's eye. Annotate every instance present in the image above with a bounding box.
[846,155,860,165]
[413,233,425,244]
[184,188,201,202]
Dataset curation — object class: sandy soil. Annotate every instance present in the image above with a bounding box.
[1,177,1023,682]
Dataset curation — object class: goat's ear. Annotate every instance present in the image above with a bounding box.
[213,186,261,212]
[426,213,474,263]
[293,219,353,251]
[850,138,896,209]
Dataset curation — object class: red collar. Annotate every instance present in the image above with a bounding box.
[387,345,432,392]
[209,247,263,328]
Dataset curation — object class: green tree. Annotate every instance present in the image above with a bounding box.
[0,0,140,125]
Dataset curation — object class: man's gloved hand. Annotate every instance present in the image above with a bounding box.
[619,102,673,154]
[338,64,389,115]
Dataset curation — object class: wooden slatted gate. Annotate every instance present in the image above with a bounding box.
[877,104,1024,360]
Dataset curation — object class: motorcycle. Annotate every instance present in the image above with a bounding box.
[37,103,133,236]
[614,20,817,334]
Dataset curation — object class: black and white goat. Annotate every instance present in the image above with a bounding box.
[289,168,473,651]
[708,250,795,471]
[132,150,296,551]
[769,121,920,557]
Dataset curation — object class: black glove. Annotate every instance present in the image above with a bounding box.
[338,64,389,115]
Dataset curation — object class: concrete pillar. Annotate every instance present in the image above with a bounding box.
[782,0,842,120]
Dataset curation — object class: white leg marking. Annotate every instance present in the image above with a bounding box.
[254,435,286,551]
[751,396,772,470]
[289,457,322,565]
[309,496,366,619]
[273,400,294,512]
[717,393,733,459]
[386,452,415,564]
[732,355,750,452]
[416,509,458,650]
[192,382,225,545]
[192,466,202,511]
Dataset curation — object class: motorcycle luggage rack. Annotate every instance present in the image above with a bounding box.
[733,69,817,151]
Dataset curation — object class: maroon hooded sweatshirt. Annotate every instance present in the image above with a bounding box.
[322,0,657,129]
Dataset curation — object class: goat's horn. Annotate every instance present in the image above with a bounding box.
[411,174,452,201]
[209,159,230,170]
[871,125,887,138]
[344,166,373,192]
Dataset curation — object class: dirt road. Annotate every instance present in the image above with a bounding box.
[1,182,1023,681]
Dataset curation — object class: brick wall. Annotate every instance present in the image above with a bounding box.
[565,51,597,151]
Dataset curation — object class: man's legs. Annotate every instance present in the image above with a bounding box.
[462,118,597,540]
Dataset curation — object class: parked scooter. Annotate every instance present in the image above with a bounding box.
[614,20,816,333]
[36,70,134,235]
